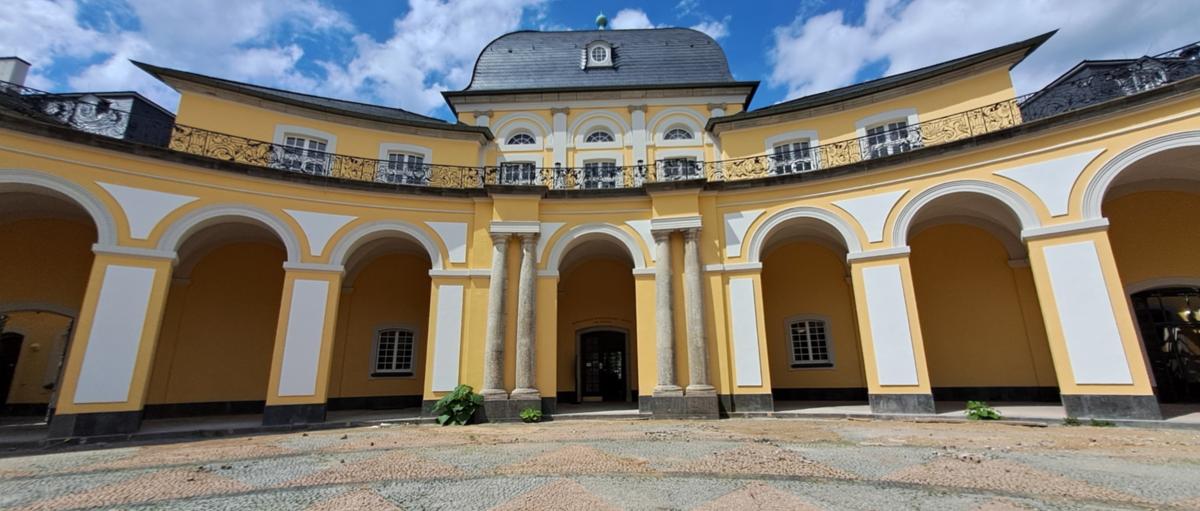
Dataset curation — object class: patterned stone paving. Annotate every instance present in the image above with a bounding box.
[1,418,1198,509]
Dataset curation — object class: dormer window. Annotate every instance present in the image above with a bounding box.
[585,41,613,68]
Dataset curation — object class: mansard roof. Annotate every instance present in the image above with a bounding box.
[454,28,751,94]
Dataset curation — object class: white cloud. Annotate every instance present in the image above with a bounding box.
[768,0,1200,100]
[691,17,730,40]
[609,9,658,30]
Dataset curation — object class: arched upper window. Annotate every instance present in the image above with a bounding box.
[506,132,536,145]
[664,127,693,141]
[585,129,614,143]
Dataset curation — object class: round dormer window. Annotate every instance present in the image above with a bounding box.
[590,46,608,63]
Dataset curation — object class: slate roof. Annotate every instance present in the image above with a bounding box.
[708,31,1056,130]
[455,28,751,93]
[133,61,491,138]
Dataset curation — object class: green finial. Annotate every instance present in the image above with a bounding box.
[596,12,608,30]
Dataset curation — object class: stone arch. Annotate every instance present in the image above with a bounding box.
[1081,131,1200,219]
[544,223,647,273]
[746,206,864,263]
[891,180,1041,246]
[0,169,118,245]
[328,220,444,271]
[157,204,303,263]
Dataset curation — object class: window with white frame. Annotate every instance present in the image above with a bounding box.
[663,127,694,141]
[581,159,619,189]
[506,132,536,146]
[374,328,415,375]
[787,318,832,367]
[279,135,330,175]
[658,156,701,181]
[379,151,427,185]
[499,161,538,185]
[771,140,817,174]
[585,129,615,143]
[585,41,612,68]
[864,120,921,159]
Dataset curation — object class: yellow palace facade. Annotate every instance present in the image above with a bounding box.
[2,26,1200,437]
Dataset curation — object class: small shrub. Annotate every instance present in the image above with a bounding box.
[1089,418,1115,427]
[432,384,483,426]
[1063,416,1081,426]
[519,407,543,423]
[965,400,1002,421]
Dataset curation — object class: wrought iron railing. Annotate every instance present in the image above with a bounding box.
[2,39,1196,190]
[0,80,174,146]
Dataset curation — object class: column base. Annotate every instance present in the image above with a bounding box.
[1061,394,1161,420]
[482,389,509,400]
[645,393,719,419]
[652,385,683,396]
[869,393,935,414]
[262,403,326,426]
[480,398,523,422]
[48,410,142,438]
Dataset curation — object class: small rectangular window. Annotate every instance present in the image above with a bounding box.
[374,328,415,375]
[788,319,831,368]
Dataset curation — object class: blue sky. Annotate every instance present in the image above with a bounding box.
[3,0,1198,121]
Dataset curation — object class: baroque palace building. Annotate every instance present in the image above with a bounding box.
[1,22,1200,438]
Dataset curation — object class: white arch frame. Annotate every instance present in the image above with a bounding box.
[0,169,118,245]
[494,113,551,151]
[327,220,444,271]
[570,111,629,149]
[544,223,648,273]
[1081,131,1200,220]
[648,108,706,147]
[157,204,303,263]
[746,206,864,263]
[891,180,1041,247]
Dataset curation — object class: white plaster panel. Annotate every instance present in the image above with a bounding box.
[1042,241,1134,384]
[625,220,655,261]
[861,264,920,386]
[431,284,465,391]
[277,279,330,396]
[729,277,763,386]
[97,182,196,240]
[995,149,1103,217]
[537,222,565,263]
[426,221,468,263]
[833,190,907,243]
[284,210,356,257]
[73,265,156,403]
[723,209,764,258]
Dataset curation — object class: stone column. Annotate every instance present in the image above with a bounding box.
[512,232,539,399]
[682,228,714,394]
[482,233,510,399]
[653,230,682,395]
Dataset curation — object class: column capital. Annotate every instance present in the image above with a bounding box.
[652,229,672,242]
[682,226,701,241]
[706,103,726,114]
[551,107,570,116]
[476,109,493,118]
[489,232,511,245]
[628,104,647,114]
[1021,218,1109,242]
[517,231,539,244]
[92,243,177,262]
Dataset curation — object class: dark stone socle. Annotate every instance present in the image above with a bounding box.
[48,411,142,438]
[869,393,936,414]
[262,404,326,426]
[1060,394,1161,420]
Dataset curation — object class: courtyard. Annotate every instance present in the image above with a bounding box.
[0,418,1198,510]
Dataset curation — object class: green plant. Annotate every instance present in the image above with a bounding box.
[1089,418,1115,427]
[432,384,483,426]
[1063,416,1081,426]
[519,407,543,423]
[965,400,1001,421]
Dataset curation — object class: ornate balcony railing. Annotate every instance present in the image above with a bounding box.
[0,80,174,146]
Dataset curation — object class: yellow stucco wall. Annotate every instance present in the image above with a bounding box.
[0,218,94,315]
[1107,190,1200,288]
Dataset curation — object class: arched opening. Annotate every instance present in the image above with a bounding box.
[1102,143,1200,409]
[0,184,98,422]
[143,219,287,426]
[324,233,432,420]
[905,192,1059,412]
[757,216,869,414]
[555,235,639,414]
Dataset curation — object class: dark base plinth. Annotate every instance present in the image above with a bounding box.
[262,403,326,426]
[48,410,142,438]
[646,393,719,419]
[729,394,774,413]
[869,393,935,414]
[1061,394,1161,420]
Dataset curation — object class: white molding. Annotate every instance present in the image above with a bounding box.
[456,95,749,113]
[632,267,657,276]
[1020,218,1109,241]
[96,182,197,240]
[832,189,907,244]
[861,264,920,386]
[545,222,648,271]
[891,180,1040,246]
[537,270,560,278]
[490,220,540,234]
[0,169,118,245]
[573,149,625,167]
[496,152,543,166]
[625,220,654,262]
[746,206,863,263]
[704,262,763,273]
[570,110,629,149]
[282,261,345,273]
[92,243,177,261]
[846,246,911,263]
[494,112,551,149]
[277,279,330,396]
[854,108,919,138]
[429,268,492,278]
[650,215,702,232]
[650,110,705,147]
[729,277,764,386]
[430,284,465,391]
[284,209,356,257]
[723,209,765,258]
[378,142,432,162]
[157,204,304,263]
[72,264,156,403]
[426,221,467,263]
[536,222,565,263]
[272,124,338,153]
[995,149,1104,217]
[652,147,704,162]
[327,220,445,270]
[1042,240,1133,384]
[1081,131,1200,219]
[763,130,820,155]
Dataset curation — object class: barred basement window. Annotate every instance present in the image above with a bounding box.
[788,318,832,368]
[374,328,415,376]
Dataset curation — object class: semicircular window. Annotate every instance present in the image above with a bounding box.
[585,129,615,143]
[664,127,694,141]
[506,132,536,145]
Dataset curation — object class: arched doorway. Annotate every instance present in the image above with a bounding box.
[1130,287,1200,403]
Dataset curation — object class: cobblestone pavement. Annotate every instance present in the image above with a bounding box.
[1,418,1199,510]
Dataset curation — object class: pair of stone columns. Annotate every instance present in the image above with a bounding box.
[653,227,714,397]
[482,232,539,401]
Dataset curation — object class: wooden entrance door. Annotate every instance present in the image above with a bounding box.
[578,330,627,402]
